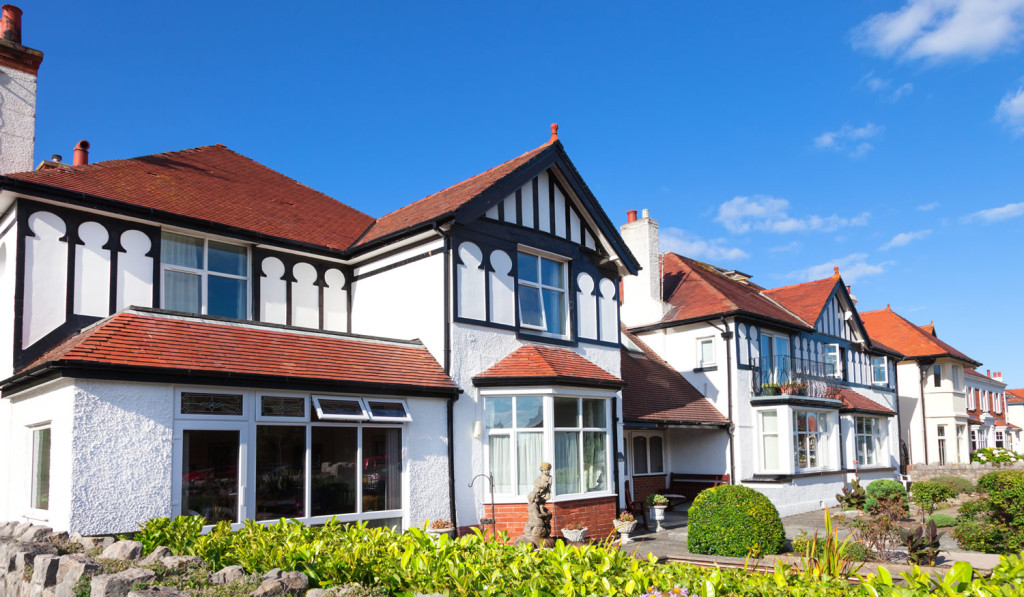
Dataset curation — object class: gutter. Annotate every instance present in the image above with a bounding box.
[629,310,813,336]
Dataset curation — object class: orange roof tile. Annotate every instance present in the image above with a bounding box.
[1006,389,1024,405]
[860,307,979,365]
[15,310,455,393]
[621,329,728,425]
[472,345,622,388]
[761,277,839,328]
[8,145,375,251]
[835,387,895,415]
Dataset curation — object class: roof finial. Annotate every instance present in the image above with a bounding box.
[887,303,891,310]
[833,266,840,278]
[550,123,559,143]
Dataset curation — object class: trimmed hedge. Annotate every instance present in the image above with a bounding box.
[687,485,785,557]
[864,479,908,512]
[930,475,974,496]
[910,481,956,515]
[926,513,956,528]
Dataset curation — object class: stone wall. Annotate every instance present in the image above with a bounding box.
[909,462,1024,483]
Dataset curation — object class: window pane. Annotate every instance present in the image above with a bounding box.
[162,233,203,269]
[363,427,402,511]
[316,399,363,418]
[762,410,778,433]
[516,396,544,428]
[517,432,543,495]
[485,397,513,429]
[632,436,648,475]
[517,253,538,283]
[165,270,201,314]
[701,340,714,365]
[311,426,357,516]
[367,401,407,420]
[649,436,664,473]
[541,289,565,334]
[208,275,246,318]
[181,393,243,416]
[255,426,305,520]
[584,432,607,491]
[32,428,50,510]
[518,286,543,327]
[489,435,512,494]
[208,241,247,276]
[555,431,580,494]
[582,399,606,428]
[182,429,238,523]
[261,396,304,418]
[763,436,778,471]
[540,258,563,288]
[554,397,578,428]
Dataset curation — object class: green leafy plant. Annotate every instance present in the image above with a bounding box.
[930,474,975,495]
[910,480,956,518]
[848,495,905,561]
[901,519,944,566]
[926,513,956,528]
[761,382,781,395]
[836,478,866,510]
[864,478,908,514]
[645,493,669,506]
[796,507,865,579]
[972,446,1024,464]
[687,485,785,557]
[951,471,1024,553]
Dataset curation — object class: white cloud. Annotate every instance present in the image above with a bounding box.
[769,241,802,254]
[880,229,932,250]
[814,123,884,156]
[890,82,915,101]
[659,228,748,261]
[964,201,1024,222]
[859,72,915,102]
[853,0,1024,62]
[996,86,1024,135]
[786,253,892,284]
[918,201,939,211]
[715,195,871,235]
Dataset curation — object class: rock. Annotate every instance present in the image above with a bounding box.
[138,546,171,567]
[14,544,58,574]
[72,533,115,550]
[101,540,144,561]
[279,571,308,592]
[158,555,204,571]
[31,554,61,588]
[127,588,189,597]
[211,565,246,585]
[263,568,283,580]
[13,522,33,537]
[251,579,288,596]
[305,590,328,597]
[20,524,54,543]
[0,521,17,537]
[56,553,101,586]
[91,568,157,597]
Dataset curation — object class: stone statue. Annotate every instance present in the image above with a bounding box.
[518,462,554,547]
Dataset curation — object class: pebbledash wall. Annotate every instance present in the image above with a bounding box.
[0,377,450,535]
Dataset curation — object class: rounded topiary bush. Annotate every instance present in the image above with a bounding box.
[931,475,975,496]
[686,485,785,557]
[864,479,908,513]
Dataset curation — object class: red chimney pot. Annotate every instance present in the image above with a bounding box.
[73,140,90,166]
[627,210,638,223]
[1,4,22,44]
[987,369,991,378]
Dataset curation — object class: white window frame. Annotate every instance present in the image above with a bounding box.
[793,409,834,472]
[759,331,792,384]
[176,390,247,421]
[933,364,942,388]
[870,356,887,385]
[697,337,716,368]
[28,423,52,517]
[160,230,251,319]
[629,432,665,476]
[824,344,842,379]
[937,425,947,465]
[952,365,963,392]
[854,416,882,467]
[516,247,570,338]
[257,393,309,423]
[968,388,976,410]
[995,393,1003,414]
[756,408,785,474]
[312,396,411,423]
[996,429,1005,448]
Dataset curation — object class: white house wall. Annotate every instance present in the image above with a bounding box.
[0,207,17,380]
[664,428,729,475]
[402,396,452,530]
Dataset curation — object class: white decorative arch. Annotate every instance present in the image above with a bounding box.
[488,249,514,326]
[117,230,153,311]
[259,256,287,325]
[291,262,320,328]
[456,242,485,321]
[24,211,68,346]
[598,278,618,343]
[576,272,597,340]
[323,268,348,332]
[74,221,111,317]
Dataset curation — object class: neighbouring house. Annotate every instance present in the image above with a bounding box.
[618,211,902,516]
[1006,389,1024,443]
[861,308,982,466]
[0,7,643,536]
[964,369,1017,452]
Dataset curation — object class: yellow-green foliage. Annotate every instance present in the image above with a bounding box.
[686,485,785,557]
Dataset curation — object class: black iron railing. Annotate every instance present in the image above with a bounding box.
[752,356,844,399]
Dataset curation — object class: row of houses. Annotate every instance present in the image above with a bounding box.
[1,6,1020,535]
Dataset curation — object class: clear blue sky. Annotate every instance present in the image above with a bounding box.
[19,1,1024,387]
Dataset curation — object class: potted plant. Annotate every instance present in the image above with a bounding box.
[646,494,670,532]
[427,518,456,537]
[761,382,781,396]
[612,511,638,543]
[781,380,808,396]
[560,521,588,543]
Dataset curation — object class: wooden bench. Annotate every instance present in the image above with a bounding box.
[664,473,730,509]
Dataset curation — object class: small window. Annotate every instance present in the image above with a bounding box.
[313,397,368,421]
[855,416,882,466]
[952,366,963,391]
[517,251,568,336]
[871,356,887,385]
[366,400,411,422]
[697,338,715,368]
[259,396,306,419]
[632,436,649,475]
[760,410,779,471]
[824,344,841,379]
[181,393,243,416]
[630,434,664,475]
[31,426,51,511]
[933,364,942,388]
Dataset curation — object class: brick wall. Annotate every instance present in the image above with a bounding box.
[632,475,667,503]
[465,496,618,541]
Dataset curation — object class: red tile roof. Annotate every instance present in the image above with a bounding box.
[352,141,554,248]
[920,323,936,336]
[621,329,728,425]
[761,277,839,328]
[17,310,455,393]
[835,387,895,415]
[1007,389,1024,405]
[7,145,376,251]
[860,307,979,366]
[658,254,810,329]
[472,345,622,388]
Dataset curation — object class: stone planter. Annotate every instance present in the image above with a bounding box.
[650,504,668,532]
[427,527,456,538]
[613,519,638,543]
[561,527,588,543]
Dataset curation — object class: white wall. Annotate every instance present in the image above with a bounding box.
[404,396,452,529]
[0,64,37,175]
[665,427,729,475]
[0,207,18,379]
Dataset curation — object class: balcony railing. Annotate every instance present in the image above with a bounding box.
[751,355,844,399]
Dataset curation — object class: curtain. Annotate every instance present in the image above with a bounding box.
[583,432,607,491]
[164,270,201,313]
[490,435,511,494]
[162,232,203,268]
[632,436,648,475]
[384,428,402,509]
[555,431,579,494]
[517,432,543,495]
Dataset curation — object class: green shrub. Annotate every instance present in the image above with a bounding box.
[864,479,908,513]
[978,470,1024,527]
[926,513,956,528]
[687,485,785,557]
[972,447,1024,464]
[911,481,956,515]
[931,475,975,495]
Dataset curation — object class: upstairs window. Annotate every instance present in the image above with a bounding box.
[697,337,715,368]
[871,356,887,385]
[933,364,942,388]
[824,344,842,379]
[517,251,567,336]
[952,366,963,391]
[162,232,248,319]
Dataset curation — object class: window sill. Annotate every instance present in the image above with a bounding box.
[631,472,667,478]
[693,365,718,373]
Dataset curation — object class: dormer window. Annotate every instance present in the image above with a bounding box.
[517,250,567,336]
[161,232,249,319]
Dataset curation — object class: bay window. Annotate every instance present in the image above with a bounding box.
[162,232,249,319]
[793,410,831,470]
[855,416,882,466]
[517,251,568,336]
[760,410,780,471]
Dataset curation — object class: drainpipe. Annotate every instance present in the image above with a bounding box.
[893,359,904,475]
[441,227,457,529]
[708,317,736,485]
[918,359,934,464]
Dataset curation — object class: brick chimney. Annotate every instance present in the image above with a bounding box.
[0,4,44,175]
[619,208,669,327]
